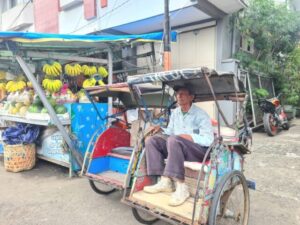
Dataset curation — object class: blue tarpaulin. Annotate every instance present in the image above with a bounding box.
[0,31,177,43]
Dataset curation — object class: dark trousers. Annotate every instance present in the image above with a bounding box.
[145,135,208,180]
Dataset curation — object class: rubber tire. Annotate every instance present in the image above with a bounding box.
[282,122,290,130]
[263,113,278,136]
[89,180,116,195]
[208,170,250,225]
[132,208,159,225]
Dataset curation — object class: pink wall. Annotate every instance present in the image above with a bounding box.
[33,0,60,33]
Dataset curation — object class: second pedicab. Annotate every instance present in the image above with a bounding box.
[80,83,174,198]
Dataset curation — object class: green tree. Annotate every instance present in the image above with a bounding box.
[234,0,300,105]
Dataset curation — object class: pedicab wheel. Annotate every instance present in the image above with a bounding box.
[208,170,250,225]
[263,113,278,136]
[89,180,116,195]
[132,208,159,224]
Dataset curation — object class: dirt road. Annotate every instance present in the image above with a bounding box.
[0,120,299,225]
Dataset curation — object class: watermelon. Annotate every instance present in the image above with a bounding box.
[32,95,43,107]
[28,104,43,113]
[55,105,67,114]
[41,108,48,114]
[47,96,56,107]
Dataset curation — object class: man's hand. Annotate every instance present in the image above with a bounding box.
[179,134,193,142]
[149,125,162,135]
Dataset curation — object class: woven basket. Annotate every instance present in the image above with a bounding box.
[3,144,36,172]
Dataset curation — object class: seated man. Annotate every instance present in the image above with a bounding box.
[143,84,214,206]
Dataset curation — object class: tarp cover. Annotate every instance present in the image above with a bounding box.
[2,123,40,145]
[0,31,177,43]
[127,68,219,85]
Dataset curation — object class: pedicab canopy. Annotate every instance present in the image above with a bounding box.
[127,67,246,102]
[84,82,174,109]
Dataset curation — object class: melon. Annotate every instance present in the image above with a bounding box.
[55,105,67,114]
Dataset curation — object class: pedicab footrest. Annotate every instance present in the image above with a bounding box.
[130,191,202,224]
[86,171,126,189]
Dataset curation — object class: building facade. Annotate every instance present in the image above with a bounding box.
[0,0,247,71]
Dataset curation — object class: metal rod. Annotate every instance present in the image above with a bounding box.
[15,55,83,168]
[108,48,113,116]
[246,71,257,126]
[163,0,171,71]
[26,51,108,64]
[191,139,218,224]
[203,71,232,128]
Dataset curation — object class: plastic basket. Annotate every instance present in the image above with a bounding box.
[3,144,36,172]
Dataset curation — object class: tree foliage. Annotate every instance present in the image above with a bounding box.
[234,0,300,105]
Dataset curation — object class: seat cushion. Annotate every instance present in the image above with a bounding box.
[111,146,133,156]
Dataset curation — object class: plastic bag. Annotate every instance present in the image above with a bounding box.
[2,123,40,145]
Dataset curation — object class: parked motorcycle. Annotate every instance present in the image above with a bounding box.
[258,93,289,136]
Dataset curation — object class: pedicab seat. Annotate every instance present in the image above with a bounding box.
[110,146,133,156]
[107,146,133,160]
[214,126,239,142]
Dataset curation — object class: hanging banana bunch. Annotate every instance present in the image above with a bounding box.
[5,80,27,92]
[27,81,33,88]
[42,61,62,77]
[64,64,82,77]
[82,78,97,88]
[42,79,63,93]
[81,65,97,76]
[98,66,108,78]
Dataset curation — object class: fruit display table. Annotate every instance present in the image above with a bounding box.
[0,103,108,176]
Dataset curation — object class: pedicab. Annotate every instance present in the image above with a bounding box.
[80,83,175,196]
[121,67,253,225]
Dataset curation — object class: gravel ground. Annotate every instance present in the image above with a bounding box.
[0,119,299,225]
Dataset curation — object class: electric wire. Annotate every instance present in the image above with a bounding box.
[7,0,31,30]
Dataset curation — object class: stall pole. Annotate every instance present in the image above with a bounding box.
[15,55,84,170]
[108,48,113,116]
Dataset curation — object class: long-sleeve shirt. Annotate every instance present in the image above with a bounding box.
[162,104,214,147]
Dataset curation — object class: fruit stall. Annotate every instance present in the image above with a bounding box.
[0,31,175,175]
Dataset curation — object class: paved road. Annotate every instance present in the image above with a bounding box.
[0,120,299,225]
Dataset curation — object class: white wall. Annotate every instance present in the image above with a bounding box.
[59,0,195,34]
[59,3,98,34]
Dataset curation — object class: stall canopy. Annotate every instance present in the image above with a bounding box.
[0,31,177,71]
[0,31,177,48]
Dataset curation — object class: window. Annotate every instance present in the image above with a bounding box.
[240,36,254,54]
[9,0,18,9]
